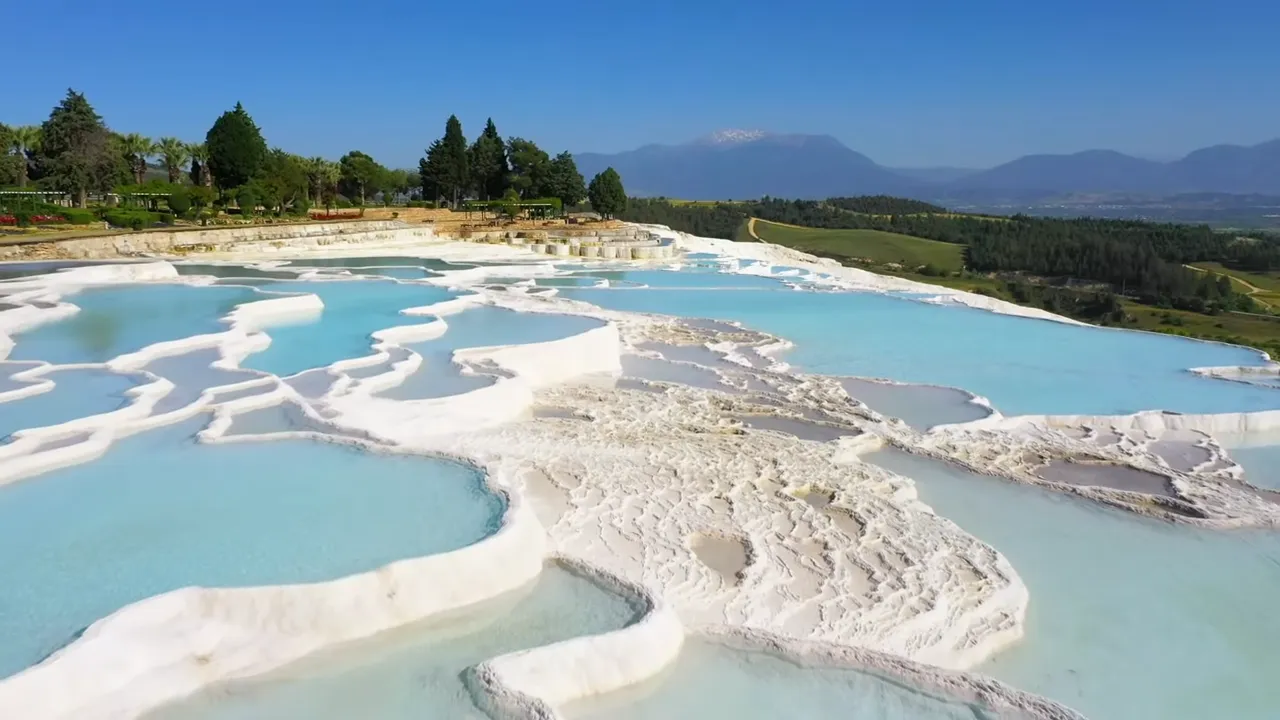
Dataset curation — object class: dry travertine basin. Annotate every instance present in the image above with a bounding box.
[1036,459,1177,498]
[690,533,751,585]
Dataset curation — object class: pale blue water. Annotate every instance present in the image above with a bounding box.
[561,288,1280,416]
[283,257,474,271]
[0,419,503,679]
[569,639,991,720]
[377,306,602,400]
[149,563,641,720]
[0,369,138,438]
[347,266,439,280]
[571,269,787,289]
[536,276,607,287]
[0,261,137,281]
[240,280,454,377]
[9,285,260,364]
[865,448,1280,720]
[144,349,262,414]
[839,378,991,431]
[174,264,300,280]
[1227,444,1280,490]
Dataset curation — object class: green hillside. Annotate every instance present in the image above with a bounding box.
[750,219,965,273]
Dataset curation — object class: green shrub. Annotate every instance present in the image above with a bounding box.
[62,208,97,225]
[290,198,311,217]
[14,210,32,227]
[236,185,258,216]
[158,212,174,225]
[102,209,161,229]
[168,189,192,215]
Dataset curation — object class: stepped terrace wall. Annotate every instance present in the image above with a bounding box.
[0,222,436,261]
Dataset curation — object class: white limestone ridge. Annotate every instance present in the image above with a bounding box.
[701,129,770,145]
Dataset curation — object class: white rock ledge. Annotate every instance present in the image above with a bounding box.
[0,477,545,720]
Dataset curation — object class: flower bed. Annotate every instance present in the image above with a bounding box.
[308,210,364,220]
[0,214,68,226]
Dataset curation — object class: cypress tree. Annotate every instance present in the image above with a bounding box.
[441,115,469,206]
[588,167,627,218]
[205,102,267,190]
[468,118,508,200]
[544,152,586,209]
[37,90,116,207]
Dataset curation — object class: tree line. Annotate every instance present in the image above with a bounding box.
[2,89,629,219]
[416,115,626,216]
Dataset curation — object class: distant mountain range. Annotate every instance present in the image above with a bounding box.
[574,132,1280,202]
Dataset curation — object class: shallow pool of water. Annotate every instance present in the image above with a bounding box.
[864,448,1280,720]
[562,288,1280,416]
[240,280,454,377]
[150,563,640,720]
[174,264,301,280]
[840,378,991,431]
[1226,443,1280,490]
[0,261,137,281]
[578,269,789,290]
[0,369,138,438]
[568,638,992,720]
[284,256,474,271]
[10,285,261,364]
[144,349,262,414]
[377,306,601,400]
[0,419,502,679]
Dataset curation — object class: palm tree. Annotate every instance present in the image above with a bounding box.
[186,142,212,188]
[120,133,153,185]
[307,157,340,208]
[155,137,189,185]
[10,126,40,188]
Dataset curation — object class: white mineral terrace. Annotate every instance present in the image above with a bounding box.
[2,221,1273,719]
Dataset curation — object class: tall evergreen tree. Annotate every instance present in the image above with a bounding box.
[588,167,627,218]
[440,115,469,206]
[37,89,117,207]
[419,140,447,204]
[543,152,586,209]
[0,125,19,187]
[506,137,550,199]
[467,118,507,200]
[205,102,267,190]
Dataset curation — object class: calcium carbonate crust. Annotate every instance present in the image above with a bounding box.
[6,226,1267,718]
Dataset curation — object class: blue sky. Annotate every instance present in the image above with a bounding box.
[7,0,1278,169]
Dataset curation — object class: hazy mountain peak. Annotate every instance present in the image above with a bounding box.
[701,129,770,145]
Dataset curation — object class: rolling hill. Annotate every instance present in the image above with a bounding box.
[574,132,921,201]
[576,132,1280,201]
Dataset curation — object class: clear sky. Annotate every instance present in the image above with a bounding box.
[7,0,1278,169]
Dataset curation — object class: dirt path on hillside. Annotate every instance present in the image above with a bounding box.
[1185,263,1273,309]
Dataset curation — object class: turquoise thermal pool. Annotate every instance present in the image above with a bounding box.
[0,419,502,679]
[9,284,260,365]
[149,563,641,720]
[238,280,455,377]
[865,448,1280,720]
[561,287,1280,416]
[377,305,603,399]
[0,368,138,438]
[569,639,995,720]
